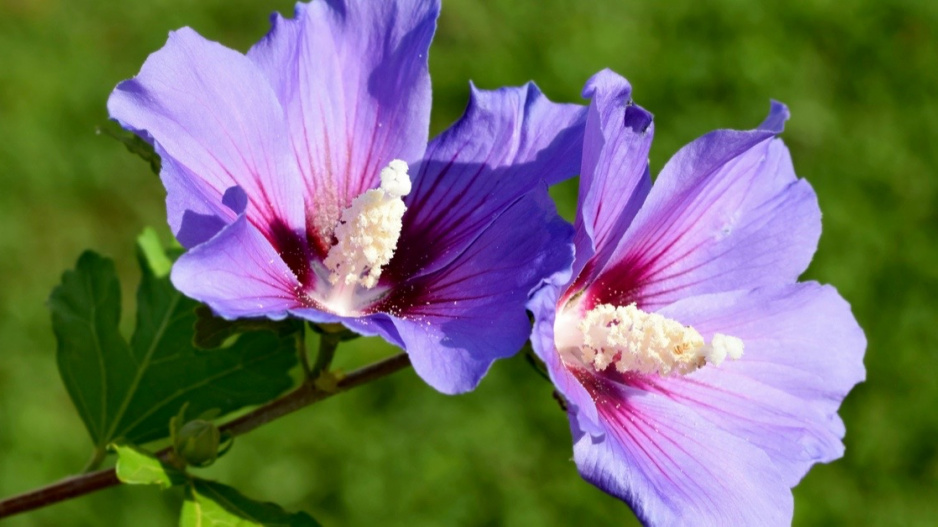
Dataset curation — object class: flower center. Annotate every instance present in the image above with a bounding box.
[323,160,411,289]
[573,303,743,376]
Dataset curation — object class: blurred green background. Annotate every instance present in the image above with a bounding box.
[1,0,935,525]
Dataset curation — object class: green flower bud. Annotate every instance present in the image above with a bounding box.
[173,419,220,467]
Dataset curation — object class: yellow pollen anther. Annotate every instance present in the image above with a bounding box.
[577,303,743,376]
[323,160,411,289]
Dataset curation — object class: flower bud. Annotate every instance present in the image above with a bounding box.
[173,419,221,467]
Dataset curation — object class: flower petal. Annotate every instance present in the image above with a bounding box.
[288,308,405,347]
[247,0,438,258]
[528,284,605,437]
[633,371,845,488]
[108,27,306,249]
[172,215,301,320]
[158,147,233,248]
[658,282,866,419]
[590,103,820,310]
[572,380,792,526]
[383,190,575,394]
[568,69,653,294]
[387,82,586,282]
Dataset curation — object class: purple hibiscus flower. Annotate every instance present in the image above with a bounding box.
[108,0,585,394]
[528,70,866,525]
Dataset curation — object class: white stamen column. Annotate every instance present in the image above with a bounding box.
[324,160,412,289]
[560,302,744,376]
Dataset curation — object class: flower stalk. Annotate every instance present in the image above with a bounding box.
[309,327,344,380]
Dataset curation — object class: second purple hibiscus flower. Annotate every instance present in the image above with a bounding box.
[529,70,866,525]
[108,0,585,394]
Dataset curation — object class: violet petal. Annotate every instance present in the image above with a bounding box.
[387,82,585,282]
[592,107,820,310]
[108,27,306,245]
[247,0,438,258]
[387,190,574,394]
[172,215,300,319]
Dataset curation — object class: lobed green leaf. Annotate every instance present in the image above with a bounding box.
[50,242,300,450]
[182,479,321,527]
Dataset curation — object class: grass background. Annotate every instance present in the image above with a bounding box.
[1,0,935,525]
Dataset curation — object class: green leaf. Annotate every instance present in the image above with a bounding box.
[98,122,162,175]
[193,305,301,350]
[182,479,321,527]
[137,228,173,278]
[50,246,300,449]
[112,443,186,489]
[50,252,132,444]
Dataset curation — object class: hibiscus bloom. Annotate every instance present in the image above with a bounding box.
[528,70,865,525]
[108,0,585,394]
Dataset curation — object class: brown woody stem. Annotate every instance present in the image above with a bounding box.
[0,352,411,519]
